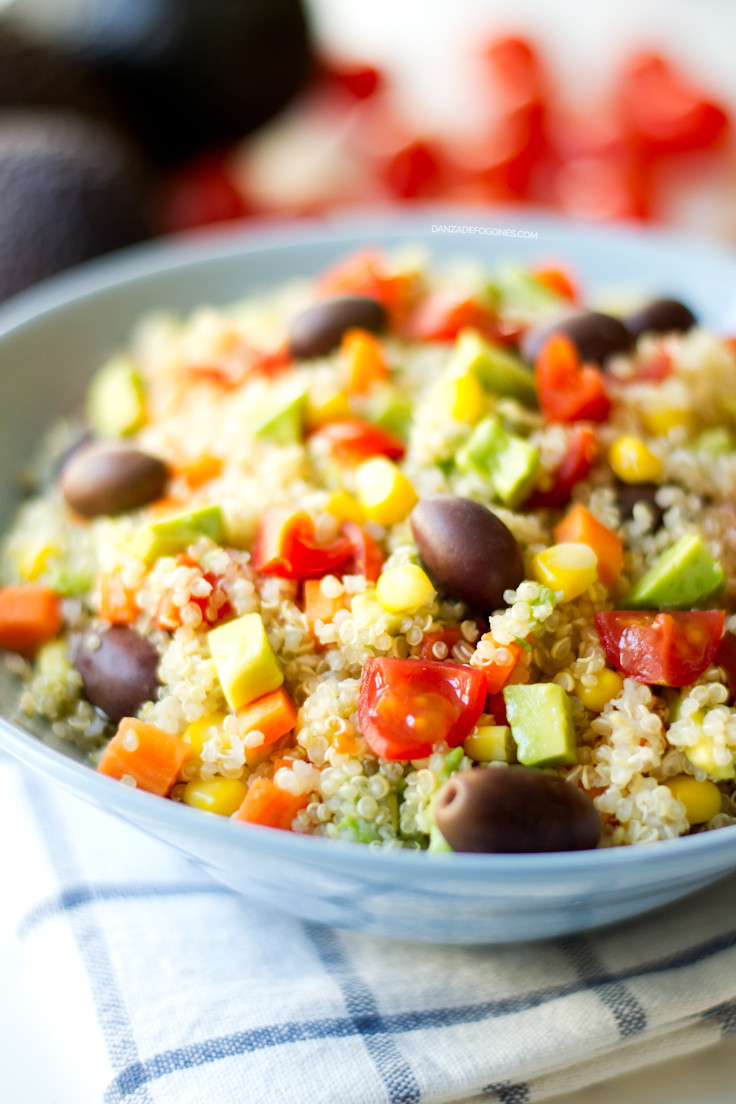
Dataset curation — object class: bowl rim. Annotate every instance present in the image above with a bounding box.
[3,205,736,874]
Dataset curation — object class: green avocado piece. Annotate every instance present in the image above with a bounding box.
[456,415,541,509]
[87,355,146,438]
[364,386,413,440]
[503,683,578,768]
[247,378,309,443]
[623,533,724,610]
[451,330,537,406]
[694,427,734,455]
[134,504,225,564]
[209,612,284,710]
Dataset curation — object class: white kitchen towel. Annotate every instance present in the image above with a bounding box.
[3,749,736,1104]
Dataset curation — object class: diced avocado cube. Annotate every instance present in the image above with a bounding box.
[364,386,413,440]
[450,330,537,406]
[87,355,146,438]
[623,533,724,610]
[427,822,453,852]
[209,612,284,710]
[463,725,516,763]
[694,427,734,455]
[134,504,225,565]
[456,415,541,509]
[503,683,578,767]
[246,378,309,443]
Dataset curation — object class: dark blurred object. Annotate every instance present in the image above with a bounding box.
[0,111,152,301]
[2,0,313,164]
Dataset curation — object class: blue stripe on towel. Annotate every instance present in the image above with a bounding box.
[561,936,647,1038]
[307,923,421,1104]
[22,772,156,1104]
[104,921,736,1099]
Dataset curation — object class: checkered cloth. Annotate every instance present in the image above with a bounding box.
[4,751,736,1104]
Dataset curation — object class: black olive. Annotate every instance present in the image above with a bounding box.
[61,442,169,518]
[434,766,602,853]
[410,495,524,615]
[75,626,159,723]
[615,480,664,530]
[521,310,634,368]
[624,298,697,341]
[288,295,388,359]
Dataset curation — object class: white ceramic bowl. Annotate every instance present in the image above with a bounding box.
[2,209,736,944]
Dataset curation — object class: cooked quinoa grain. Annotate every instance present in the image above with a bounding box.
[2,253,736,851]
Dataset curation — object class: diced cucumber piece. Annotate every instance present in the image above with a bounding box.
[364,386,413,440]
[450,330,537,406]
[209,612,283,710]
[456,415,541,509]
[87,355,146,438]
[623,533,724,610]
[134,504,225,565]
[503,683,578,767]
[246,378,309,443]
[694,427,734,455]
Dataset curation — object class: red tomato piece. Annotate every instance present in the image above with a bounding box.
[405,291,502,343]
[594,610,725,687]
[486,692,508,726]
[342,521,384,582]
[252,510,353,580]
[358,657,487,760]
[714,631,736,701]
[312,419,405,464]
[535,335,611,424]
[617,52,729,156]
[526,426,598,509]
[419,626,464,661]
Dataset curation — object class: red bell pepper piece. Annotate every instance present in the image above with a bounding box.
[342,521,384,582]
[534,335,611,424]
[311,419,405,465]
[405,291,504,344]
[252,510,353,580]
[525,426,598,509]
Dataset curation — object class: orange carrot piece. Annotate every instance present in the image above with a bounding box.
[474,636,522,694]
[340,328,388,394]
[0,585,62,656]
[97,718,190,796]
[303,579,349,640]
[175,455,223,489]
[234,777,310,830]
[237,686,298,749]
[554,503,623,586]
[97,573,138,625]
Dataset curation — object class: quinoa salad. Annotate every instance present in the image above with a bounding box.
[2,247,736,853]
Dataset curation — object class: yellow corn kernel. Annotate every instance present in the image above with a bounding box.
[463,725,515,763]
[305,386,352,428]
[376,564,436,614]
[439,373,487,425]
[183,711,227,758]
[641,406,695,438]
[577,668,624,712]
[608,435,663,483]
[183,777,247,816]
[324,490,366,525]
[684,731,735,781]
[531,541,598,602]
[354,457,418,526]
[17,538,61,582]
[666,774,722,825]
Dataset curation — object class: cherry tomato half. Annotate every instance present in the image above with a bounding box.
[252,510,353,580]
[358,657,487,760]
[535,335,611,424]
[594,609,725,687]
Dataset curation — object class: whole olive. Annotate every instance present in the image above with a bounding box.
[434,766,602,853]
[75,626,159,724]
[624,298,697,341]
[521,310,634,367]
[288,295,388,359]
[61,441,169,518]
[410,494,524,614]
[615,480,664,530]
